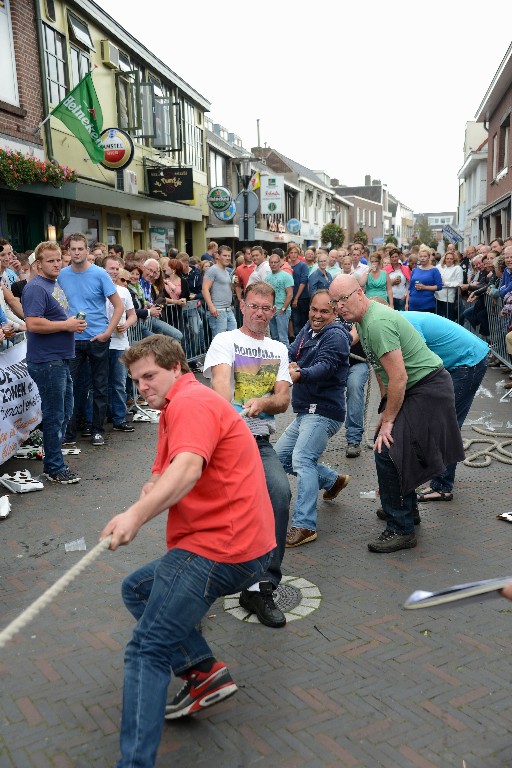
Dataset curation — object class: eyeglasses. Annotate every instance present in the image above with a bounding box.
[145,268,160,275]
[119,278,128,283]
[245,303,275,313]
[330,288,358,304]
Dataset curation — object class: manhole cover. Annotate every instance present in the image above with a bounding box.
[274,582,301,611]
[224,575,321,623]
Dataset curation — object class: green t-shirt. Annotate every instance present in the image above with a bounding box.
[357,302,442,389]
[265,270,294,309]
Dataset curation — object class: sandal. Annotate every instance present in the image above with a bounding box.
[417,490,453,502]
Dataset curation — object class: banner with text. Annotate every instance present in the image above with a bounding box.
[147,167,194,201]
[260,175,285,214]
[0,341,41,465]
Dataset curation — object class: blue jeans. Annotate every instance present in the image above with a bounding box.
[374,440,416,535]
[67,340,110,439]
[27,360,73,476]
[430,358,488,493]
[275,413,341,531]
[117,547,272,768]
[269,309,291,347]
[291,297,310,337]
[393,297,406,310]
[208,308,236,337]
[256,438,291,586]
[108,349,128,426]
[345,362,369,445]
[150,316,182,342]
[182,305,204,360]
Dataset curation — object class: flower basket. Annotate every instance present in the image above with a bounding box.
[0,150,78,190]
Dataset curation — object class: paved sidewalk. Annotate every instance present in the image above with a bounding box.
[1,366,512,767]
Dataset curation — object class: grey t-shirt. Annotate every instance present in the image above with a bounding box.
[205,265,233,308]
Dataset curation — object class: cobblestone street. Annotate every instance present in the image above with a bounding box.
[1,365,512,768]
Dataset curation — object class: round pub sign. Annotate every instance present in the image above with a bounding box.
[100,128,135,171]
[207,186,232,212]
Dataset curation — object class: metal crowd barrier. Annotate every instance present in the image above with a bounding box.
[484,294,511,371]
[435,286,461,323]
[163,301,213,363]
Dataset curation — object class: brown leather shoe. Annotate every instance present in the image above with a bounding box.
[323,474,350,501]
[504,381,512,390]
[285,527,317,547]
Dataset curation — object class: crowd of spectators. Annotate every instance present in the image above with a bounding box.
[1,232,512,484]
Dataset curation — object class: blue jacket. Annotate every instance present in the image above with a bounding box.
[499,267,512,298]
[288,321,350,421]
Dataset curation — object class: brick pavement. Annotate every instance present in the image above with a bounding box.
[0,365,511,767]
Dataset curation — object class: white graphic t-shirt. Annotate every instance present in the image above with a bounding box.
[203,329,291,436]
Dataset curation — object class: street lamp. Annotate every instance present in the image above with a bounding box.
[329,206,337,224]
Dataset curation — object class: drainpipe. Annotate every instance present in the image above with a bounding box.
[34,0,56,161]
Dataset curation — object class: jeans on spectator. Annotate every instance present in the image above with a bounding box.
[117,547,272,768]
[374,440,416,535]
[182,305,204,360]
[150,316,182,342]
[108,349,128,426]
[393,297,406,310]
[269,309,291,347]
[436,299,458,321]
[74,359,92,428]
[430,358,488,493]
[208,307,236,338]
[256,438,291,586]
[345,362,369,445]
[291,297,310,337]
[275,413,341,531]
[27,360,73,476]
[66,340,110,439]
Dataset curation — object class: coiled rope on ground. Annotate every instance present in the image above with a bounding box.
[0,535,113,649]
[462,427,512,467]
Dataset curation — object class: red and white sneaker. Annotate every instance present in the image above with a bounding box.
[164,661,237,719]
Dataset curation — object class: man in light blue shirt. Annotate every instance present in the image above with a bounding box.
[58,233,123,447]
[401,311,488,501]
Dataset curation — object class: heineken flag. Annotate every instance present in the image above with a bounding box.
[51,73,104,163]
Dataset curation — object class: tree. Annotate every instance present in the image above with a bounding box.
[320,223,345,249]
[385,235,398,246]
[416,217,435,247]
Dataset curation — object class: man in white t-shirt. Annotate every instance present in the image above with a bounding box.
[203,281,292,629]
[104,258,137,432]
[246,245,271,285]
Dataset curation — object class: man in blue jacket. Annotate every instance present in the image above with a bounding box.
[275,289,351,547]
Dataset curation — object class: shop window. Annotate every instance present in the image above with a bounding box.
[43,23,68,105]
[209,150,226,187]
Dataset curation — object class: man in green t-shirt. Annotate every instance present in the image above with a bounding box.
[265,253,294,346]
[329,275,464,553]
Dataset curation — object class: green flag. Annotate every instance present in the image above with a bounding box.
[51,72,105,164]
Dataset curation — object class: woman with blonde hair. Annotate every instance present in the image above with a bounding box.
[406,245,443,312]
[360,251,394,304]
[436,251,463,320]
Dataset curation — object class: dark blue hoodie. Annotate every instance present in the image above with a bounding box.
[288,321,350,422]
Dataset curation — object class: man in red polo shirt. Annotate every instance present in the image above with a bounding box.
[101,335,275,768]
[234,246,256,301]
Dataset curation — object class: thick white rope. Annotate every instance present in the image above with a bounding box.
[463,427,512,468]
[0,535,112,649]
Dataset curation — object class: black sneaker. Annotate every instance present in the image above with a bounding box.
[368,529,417,553]
[61,438,76,446]
[376,507,421,525]
[239,581,286,628]
[91,433,105,446]
[46,468,80,484]
[164,661,237,719]
[81,425,92,437]
[113,422,135,432]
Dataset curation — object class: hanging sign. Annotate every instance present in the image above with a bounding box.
[147,167,194,201]
[99,128,134,171]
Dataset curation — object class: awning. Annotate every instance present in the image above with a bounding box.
[481,193,511,218]
[206,224,304,246]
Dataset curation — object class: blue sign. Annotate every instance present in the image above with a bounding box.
[287,218,301,235]
[442,225,463,244]
[214,201,236,221]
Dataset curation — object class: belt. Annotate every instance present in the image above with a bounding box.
[254,435,270,442]
[216,307,232,312]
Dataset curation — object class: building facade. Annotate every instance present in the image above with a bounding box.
[1,0,211,255]
[457,122,488,247]
[475,42,512,242]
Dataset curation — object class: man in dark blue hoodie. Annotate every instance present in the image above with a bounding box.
[275,289,351,547]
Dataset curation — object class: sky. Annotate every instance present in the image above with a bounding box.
[102,0,511,214]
